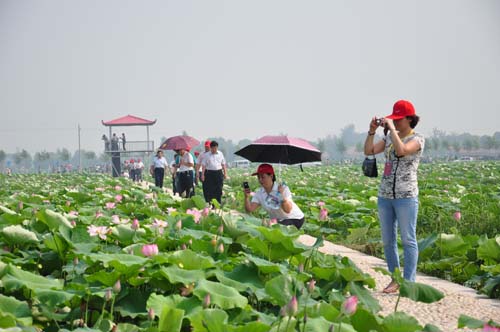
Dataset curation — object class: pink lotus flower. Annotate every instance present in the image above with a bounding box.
[145,193,154,200]
[341,296,358,316]
[115,194,123,203]
[483,324,500,332]
[105,202,116,210]
[269,218,278,226]
[151,218,168,234]
[95,187,105,192]
[87,225,111,240]
[319,208,328,221]
[95,211,104,218]
[202,207,210,217]
[285,296,298,316]
[131,219,140,230]
[167,207,177,215]
[114,185,122,191]
[68,210,79,216]
[112,215,129,225]
[318,201,325,207]
[186,208,202,223]
[453,211,461,221]
[71,220,77,227]
[141,244,159,257]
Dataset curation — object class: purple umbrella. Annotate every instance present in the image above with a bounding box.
[234,135,321,165]
[159,135,200,151]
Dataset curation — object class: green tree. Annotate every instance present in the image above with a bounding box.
[0,150,5,168]
[57,148,71,162]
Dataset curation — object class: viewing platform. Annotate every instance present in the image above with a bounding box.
[105,140,155,154]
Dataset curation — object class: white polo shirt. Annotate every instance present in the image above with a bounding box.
[251,183,304,221]
[153,156,168,169]
[202,151,226,171]
[178,152,194,172]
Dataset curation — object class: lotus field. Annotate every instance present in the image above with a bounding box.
[0,161,498,331]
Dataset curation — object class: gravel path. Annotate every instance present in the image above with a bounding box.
[299,234,500,332]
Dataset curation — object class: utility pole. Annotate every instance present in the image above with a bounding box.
[78,124,81,172]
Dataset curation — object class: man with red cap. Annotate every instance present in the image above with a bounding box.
[243,163,305,229]
[364,99,425,292]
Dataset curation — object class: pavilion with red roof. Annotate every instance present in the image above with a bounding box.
[102,115,157,177]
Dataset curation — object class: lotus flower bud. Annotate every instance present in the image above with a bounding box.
[285,296,298,316]
[217,243,224,254]
[113,280,121,293]
[298,263,304,273]
[105,288,113,302]
[148,308,155,321]
[307,279,316,293]
[181,244,187,250]
[202,207,210,217]
[203,294,211,309]
[341,295,358,316]
[131,219,140,230]
[217,224,224,235]
[73,257,79,265]
[175,220,182,231]
[453,211,461,221]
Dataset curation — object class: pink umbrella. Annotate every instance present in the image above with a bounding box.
[159,135,200,151]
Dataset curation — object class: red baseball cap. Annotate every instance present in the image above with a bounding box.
[194,151,200,156]
[386,100,416,120]
[130,159,135,163]
[251,163,274,176]
[204,140,211,147]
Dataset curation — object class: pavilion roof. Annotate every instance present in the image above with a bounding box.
[102,115,156,126]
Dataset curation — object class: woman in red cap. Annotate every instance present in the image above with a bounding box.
[364,99,425,292]
[243,163,305,229]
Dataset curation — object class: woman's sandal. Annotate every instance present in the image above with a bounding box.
[382,280,400,293]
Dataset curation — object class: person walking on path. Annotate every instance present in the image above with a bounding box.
[152,150,169,188]
[196,140,212,200]
[200,141,227,205]
[176,148,195,197]
[364,99,425,293]
[243,163,305,229]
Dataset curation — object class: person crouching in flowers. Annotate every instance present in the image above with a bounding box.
[243,164,305,229]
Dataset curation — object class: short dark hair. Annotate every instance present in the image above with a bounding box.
[407,115,420,129]
[210,141,218,147]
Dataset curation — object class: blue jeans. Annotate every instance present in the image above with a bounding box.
[378,196,419,281]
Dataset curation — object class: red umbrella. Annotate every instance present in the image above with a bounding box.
[234,135,321,165]
[159,135,200,151]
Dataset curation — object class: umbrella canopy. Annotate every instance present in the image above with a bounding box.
[234,135,321,165]
[159,135,200,151]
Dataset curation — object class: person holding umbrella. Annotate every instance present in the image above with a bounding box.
[243,163,305,229]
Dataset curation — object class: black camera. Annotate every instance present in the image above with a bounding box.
[375,118,384,126]
[242,181,250,190]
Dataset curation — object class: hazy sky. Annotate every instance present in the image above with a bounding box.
[1,0,499,154]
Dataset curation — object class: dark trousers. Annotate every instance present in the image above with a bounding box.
[279,217,305,229]
[203,170,223,204]
[177,171,194,198]
[154,168,165,188]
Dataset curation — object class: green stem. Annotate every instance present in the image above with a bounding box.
[394,293,401,312]
[84,295,89,326]
[285,316,291,332]
[110,295,116,321]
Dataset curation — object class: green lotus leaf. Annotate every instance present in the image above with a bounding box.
[246,237,295,261]
[350,307,383,332]
[264,274,295,306]
[85,270,121,287]
[158,306,184,332]
[115,289,149,319]
[147,293,202,319]
[35,289,76,308]
[112,224,146,245]
[304,317,356,332]
[114,323,140,332]
[37,209,73,230]
[159,265,205,285]
[457,314,485,328]
[477,236,500,265]
[244,253,281,274]
[85,253,148,272]
[399,280,444,304]
[193,279,248,309]
[0,206,22,225]
[213,264,264,292]
[0,294,32,327]
[2,265,63,292]
[347,282,381,313]
[167,249,215,270]
[382,312,422,332]
[226,321,271,332]
[438,233,469,256]
[189,308,228,332]
[1,225,38,245]
[306,301,339,322]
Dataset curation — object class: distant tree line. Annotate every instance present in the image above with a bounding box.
[1,127,499,173]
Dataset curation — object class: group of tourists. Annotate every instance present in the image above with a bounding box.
[150,99,424,292]
[152,140,227,205]
[123,158,144,182]
[102,133,126,151]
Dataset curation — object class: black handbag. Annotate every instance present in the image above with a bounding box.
[362,155,378,177]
